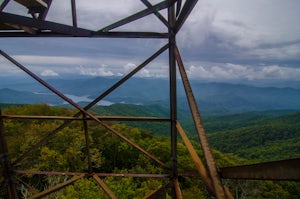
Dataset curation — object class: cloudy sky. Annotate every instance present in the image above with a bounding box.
[1,0,300,84]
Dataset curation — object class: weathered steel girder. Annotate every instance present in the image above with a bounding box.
[220,158,300,181]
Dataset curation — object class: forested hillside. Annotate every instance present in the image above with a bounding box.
[0,104,299,198]
[208,112,300,162]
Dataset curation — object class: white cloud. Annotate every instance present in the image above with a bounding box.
[186,63,300,81]
[14,55,87,65]
[251,43,300,60]
[179,0,300,62]
[41,69,59,77]
[260,65,300,80]
[76,65,114,76]
[1,0,300,84]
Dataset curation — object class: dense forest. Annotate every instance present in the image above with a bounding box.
[0,104,299,198]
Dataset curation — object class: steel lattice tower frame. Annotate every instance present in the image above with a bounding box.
[0,0,299,198]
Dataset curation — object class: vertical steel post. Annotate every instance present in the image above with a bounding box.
[71,0,77,28]
[0,109,18,199]
[174,46,229,198]
[82,114,92,174]
[168,3,178,199]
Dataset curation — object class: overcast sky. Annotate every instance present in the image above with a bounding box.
[1,0,300,84]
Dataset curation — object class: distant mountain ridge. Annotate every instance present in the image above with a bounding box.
[1,77,300,114]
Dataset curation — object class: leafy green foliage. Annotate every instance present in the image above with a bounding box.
[1,104,299,198]
[208,112,300,161]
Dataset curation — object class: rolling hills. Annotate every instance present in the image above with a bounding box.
[1,76,300,114]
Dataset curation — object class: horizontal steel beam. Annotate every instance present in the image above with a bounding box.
[1,114,171,122]
[220,158,300,180]
[0,12,168,38]
[0,12,91,36]
[14,170,170,178]
[14,0,48,9]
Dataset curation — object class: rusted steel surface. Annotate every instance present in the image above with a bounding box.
[1,45,169,166]
[71,0,77,28]
[1,50,170,170]
[0,114,171,122]
[175,0,182,17]
[37,0,52,20]
[0,110,18,199]
[168,4,178,198]
[143,188,166,199]
[29,174,85,199]
[83,114,92,173]
[0,30,169,38]
[14,170,170,178]
[173,178,183,199]
[0,0,10,11]
[14,0,48,8]
[0,12,91,36]
[14,170,85,176]
[84,43,169,110]
[0,12,168,38]
[174,46,229,198]
[221,158,300,180]
[143,183,171,199]
[15,177,39,194]
[140,0,169,27]
[99,0,172,32]
[175,0,198,33]
[176,122,214,194]
[93,174,118,199]
[94,173,169,178]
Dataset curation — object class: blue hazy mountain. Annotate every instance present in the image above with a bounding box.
[1,76,300,114]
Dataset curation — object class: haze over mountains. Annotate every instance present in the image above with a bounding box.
[1,76,300,114]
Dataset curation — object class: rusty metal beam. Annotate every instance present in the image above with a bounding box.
[99,0,172,32]
[0,12,168,38]
[3,44,167,166]
[29,174,85,199]
[220,158,300,180]
[14,170,170,178]
[0,0,10,11]
[0,12,91,36]
[37,0,52,20]
[140,0,169,28]
[173,178,182,199]
[70,0,77,28]
[93,174,118,199]
[176,122,214,194]
[1,50,170,170]
[15,177,39,194]
[175,0,182,17]
[93,173,169,178]
[14,0,48,9]
[0,109,18,199]
[174,0,198,33]
[83,43,168,110]
[168,3,178,198]
[0,114,171,122]
[0,30,168,38]
[82,114,92,174]
[174,45,229,198]
[143,182,171,199]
